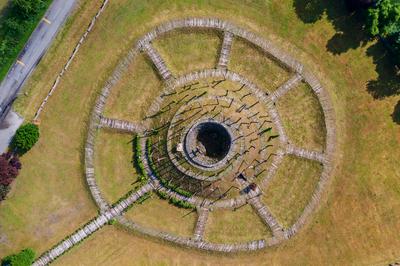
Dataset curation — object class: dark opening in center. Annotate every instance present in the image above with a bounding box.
[196,122,231,160]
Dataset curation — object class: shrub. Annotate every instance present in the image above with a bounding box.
[168,197,195,209]
[133,135,145,177]
[1,248,35,266]
[11,123,39,155]
[0,184,11,201]
[0,153,21,184]
[0,153,21,201]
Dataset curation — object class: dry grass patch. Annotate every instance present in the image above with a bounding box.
[205,205,272,243]
[262,155,322,227]
[153,29,221,76]
[124,195,196,237]
[229,37,291,92]
[276,82,326,151]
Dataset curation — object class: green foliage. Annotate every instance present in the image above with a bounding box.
[107,219,116,225]
[133,135,146,178]
[136,192,151,204]
[156,190,169,200]
[367,0,400,37]
[0,0,52,80]
[367,0,400,63]
[11,123,39,154]
[1,248,35,266]
[0,184,11,201]
[155,190,195,209]
[168,197,195,209]
[12,0,44,17]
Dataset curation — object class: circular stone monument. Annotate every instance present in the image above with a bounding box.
[84,17,336,252]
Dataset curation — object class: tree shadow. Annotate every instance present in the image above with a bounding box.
[293,0,400,124]
[392,101,400,124]
[366,43,400,99]
[293,0,370,54]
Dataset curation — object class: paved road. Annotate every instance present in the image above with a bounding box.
[0,0,77,121]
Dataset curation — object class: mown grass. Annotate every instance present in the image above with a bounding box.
[94,131,136,204]
[124,194,197,237]
[229,37,291,92]
[103,53,163,122]
[1,0,400,265]
[205,205,272,243]
[262,155,323,227]
[153,29,220,76]
[276,82,326,152]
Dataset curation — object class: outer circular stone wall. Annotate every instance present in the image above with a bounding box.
[84,17,337,252]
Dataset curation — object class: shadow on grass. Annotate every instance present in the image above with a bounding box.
[392,101,400,124]
[293,0,400,124]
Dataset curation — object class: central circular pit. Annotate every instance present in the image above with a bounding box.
[184,120,234,170]
[197,122,231,159]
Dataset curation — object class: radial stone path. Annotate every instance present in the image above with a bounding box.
[33,18,336,265]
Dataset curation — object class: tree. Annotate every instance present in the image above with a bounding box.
[1,248,36,266]
[11,123,39,155]
[367,0,400,64]
[367,0,400,36]
[4,17,24,37]
[12,0,43,17]
[346,0,376,11]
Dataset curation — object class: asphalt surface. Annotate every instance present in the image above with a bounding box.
[0,0,77,121]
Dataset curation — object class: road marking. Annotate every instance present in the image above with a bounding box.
[16,60,26,67]
[42,17,51,25]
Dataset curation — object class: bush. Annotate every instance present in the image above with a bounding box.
[0,153,21,201]
[0,184,11,201]
[1,248,35,266]
[11,123,39,155]
[168,197,195,209]
[133,135,145,177]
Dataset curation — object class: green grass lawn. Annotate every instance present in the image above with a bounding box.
[1,0,400,265]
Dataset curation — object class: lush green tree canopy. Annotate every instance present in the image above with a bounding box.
[12,0,43,17]
[367,0,400,36]
[367,0,400,64]
[1,248,35,266]
[11,123,40,155]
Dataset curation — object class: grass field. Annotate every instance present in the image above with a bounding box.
[1,0,400,265]
[263,156,323,227]
[94,131,136,204]
[0,0,8,12]
[276,82,326,151]
[205,205,272,243]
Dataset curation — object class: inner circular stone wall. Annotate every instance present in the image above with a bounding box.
[184,120,234,170]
